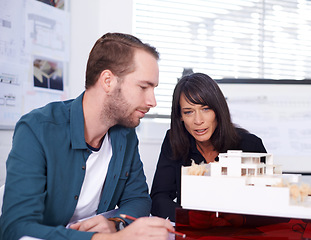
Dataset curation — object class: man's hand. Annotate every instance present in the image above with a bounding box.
[91,216,174,240]
[70,215,116,233]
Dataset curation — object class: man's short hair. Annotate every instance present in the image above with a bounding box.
[85,32,159,89]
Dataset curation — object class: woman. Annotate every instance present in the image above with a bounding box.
[150,73,267,221]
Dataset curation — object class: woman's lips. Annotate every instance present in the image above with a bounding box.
[194,128,208,135]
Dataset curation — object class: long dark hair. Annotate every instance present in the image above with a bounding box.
[170,73,240,160]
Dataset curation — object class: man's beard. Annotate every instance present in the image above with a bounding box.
[102,86,141,128]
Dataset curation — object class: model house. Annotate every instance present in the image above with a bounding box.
[210,150,281,177]
[181,151,311,219]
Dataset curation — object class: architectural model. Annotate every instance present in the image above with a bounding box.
[181,150,311,219]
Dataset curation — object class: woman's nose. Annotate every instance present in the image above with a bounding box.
[194,112,203,124]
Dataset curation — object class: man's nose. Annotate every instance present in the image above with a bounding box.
[146,90,157,108]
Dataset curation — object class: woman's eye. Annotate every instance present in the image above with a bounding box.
[203,107,210,111]
[183,111,192,115]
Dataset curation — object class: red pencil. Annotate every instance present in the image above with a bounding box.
[120,214,186,238]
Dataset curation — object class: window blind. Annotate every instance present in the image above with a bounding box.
[133,0,311,116]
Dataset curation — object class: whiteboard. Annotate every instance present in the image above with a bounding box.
[217,79,311,173]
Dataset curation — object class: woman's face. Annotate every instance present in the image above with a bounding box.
[180,94,218,144]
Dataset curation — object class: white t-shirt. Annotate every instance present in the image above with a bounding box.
[69,133,112,224]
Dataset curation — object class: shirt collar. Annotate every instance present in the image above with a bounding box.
[70,92,87,149]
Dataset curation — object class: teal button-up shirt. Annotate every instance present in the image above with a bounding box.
[0,93,151,240]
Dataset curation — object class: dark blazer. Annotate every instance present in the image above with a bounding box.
[150,128,267,221]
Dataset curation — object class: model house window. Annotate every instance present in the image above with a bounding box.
[257,168,263,175]
[133,0,311,117]
[221,167,228,175]
[273,166,277,174]
[241,157,253,164]
[248,168,256,175]
[241,168,247,176]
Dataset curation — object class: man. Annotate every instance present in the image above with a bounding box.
[0,33,173,240]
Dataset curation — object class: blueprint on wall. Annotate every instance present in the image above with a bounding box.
[0,0,69,129]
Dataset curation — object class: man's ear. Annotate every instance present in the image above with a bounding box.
[99,70,114,92]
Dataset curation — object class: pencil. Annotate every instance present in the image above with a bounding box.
[120,214,186,238]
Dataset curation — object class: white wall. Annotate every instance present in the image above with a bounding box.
[69,0,134,99]
[136,119,170,189]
